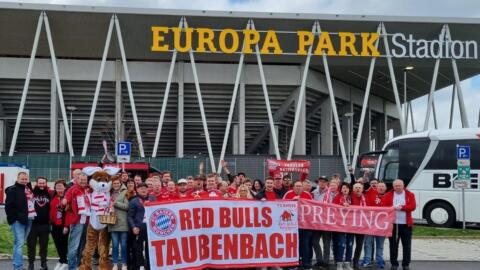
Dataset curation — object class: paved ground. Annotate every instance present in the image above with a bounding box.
[1,260,479,270]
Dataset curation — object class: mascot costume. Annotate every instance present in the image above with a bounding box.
[78,166,120,270]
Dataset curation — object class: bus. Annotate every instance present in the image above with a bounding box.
[358,128,480,227]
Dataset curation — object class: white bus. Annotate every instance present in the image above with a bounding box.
[359,128,480,227]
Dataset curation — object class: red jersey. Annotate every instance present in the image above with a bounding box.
[351,193,367,206]
[199,189,223,198]
[333,194,351,206]
[227,186,237,196]
[265,190,278,201]
[283,190,313,200]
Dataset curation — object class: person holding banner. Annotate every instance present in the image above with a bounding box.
[349,183,367,270]
[332,182,353,270]
[127,183,156,270]
[311,176,335,269]
[284,181,313,270]
[255,177,282,200]
[198,173,223,198]
[383,179,416,270]
[188,175,205,198]
[362,181,387,269]
[176,179,190,198]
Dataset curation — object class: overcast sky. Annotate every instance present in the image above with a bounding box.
[4,0,480,130]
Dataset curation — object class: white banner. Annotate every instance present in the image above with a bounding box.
[145,198,299,270]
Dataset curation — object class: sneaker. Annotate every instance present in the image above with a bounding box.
[112,264,118,270]
[121,264,128,270]
[54,263,62,270]
[343,262,354,270]
[361,262,373,267]
[139,267,145,270]
[378,262,385,269]
[40,262,48,270]
[337,262,344,270]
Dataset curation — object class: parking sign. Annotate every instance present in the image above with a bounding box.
[457,145,470,159]
[116,142,131,163]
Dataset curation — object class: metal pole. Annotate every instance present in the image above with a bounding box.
[217,22,249,173]
[318,23,350,178]
[287,22,317,160]
[183,17,216,172]
[70,111,72,170]
[449,84,456,129]
[381,23,406,134]
[82,15,114,156]
[432,100,439,129]
[445,25,470,128]
[114,15,145,157]
[44,12,75,157]
[9,13,44,156]
[251,19,281,160]
[351,24,381,170]
[409,102,415,132]
[152,19,183,157]
[462,186,466,230]
[404,70,408,131]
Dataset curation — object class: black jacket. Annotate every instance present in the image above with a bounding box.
[127,195,156,230]
[255,189,283,200]
[32,187,51,225]
[5,182,29,225]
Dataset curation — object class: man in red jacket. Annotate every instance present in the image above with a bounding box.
[383,179,416,270]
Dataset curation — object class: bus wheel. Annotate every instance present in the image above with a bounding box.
[425,201,456,227]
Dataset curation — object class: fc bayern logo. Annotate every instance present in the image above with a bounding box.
[150,208,177,236]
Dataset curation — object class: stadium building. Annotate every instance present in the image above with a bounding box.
[0,2,477,179]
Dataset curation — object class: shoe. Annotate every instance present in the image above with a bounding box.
[121,264,128,270]
[139,267,145,270]
[54,263,62,270]
[402,266,411,270]
[378,262,385,269]
[336,262,343,270]
[40,262,48,270]
[112,264,118,270]
[361,262,372,268]
[343,262,354,270]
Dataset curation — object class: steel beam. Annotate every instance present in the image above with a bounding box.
[177,61,184,158]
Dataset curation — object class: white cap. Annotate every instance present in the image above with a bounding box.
[178,178,187,184]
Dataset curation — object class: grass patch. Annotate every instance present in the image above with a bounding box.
[413,225,480,237]
[0,224,58,257]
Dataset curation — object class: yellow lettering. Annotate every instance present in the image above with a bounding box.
[361,32,380,57]
[151,26,169,52]
[219,29,239,53]
[297,31,314,55]
[172,27,193,53]
[260,30,283,54]
[196,28,217,53]
[338,32,358,56]
[314,32,337,56]
[242,29,260,54]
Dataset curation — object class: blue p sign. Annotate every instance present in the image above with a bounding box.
[117,142,131,156]
[457,145,470,160]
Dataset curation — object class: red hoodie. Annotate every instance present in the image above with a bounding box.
[383,189,416,227]
[50,194,66,226]
[365,189,387,207]
[64,184,91,227]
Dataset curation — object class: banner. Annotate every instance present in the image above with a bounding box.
[145,199,299,270]
[298,199,396,237]
[266,159,310,180]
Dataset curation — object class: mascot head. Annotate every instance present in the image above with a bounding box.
[82,166,120,192]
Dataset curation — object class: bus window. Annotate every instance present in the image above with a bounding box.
[425,139,480,170]
[398,138,430,184]
[378,143,399,183]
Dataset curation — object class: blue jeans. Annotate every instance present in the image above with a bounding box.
[10,221,32,270]
[333,233,353,263]
[67,224,85,270]
[111,231,128,264]
[363,235,385,265]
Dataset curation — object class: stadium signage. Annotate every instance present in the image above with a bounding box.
[151,26,478,59]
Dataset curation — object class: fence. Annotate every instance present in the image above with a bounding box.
[0,154,345,182]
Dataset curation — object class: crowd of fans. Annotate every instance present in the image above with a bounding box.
[5,161,416,270]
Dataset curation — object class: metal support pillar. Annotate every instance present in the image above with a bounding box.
[359,107,372,153]
[0,120,5,154]
[449,84,456,129]
[381,23,406,134]
[232,124,239,154]
[9,13,43,156]
[408,102,415,132]
[82,15,115,156]
[445,25,469,128]
[59,121,65,153]
[153,19,183,157]
[49,77,58,152]
[238,72,246,155]
[217,22,249,173]
[251,20,281,160]
[287,22,317,160]
[269,125,279,156]
[177,61,184,158]
[320,98,333,155]
[115,60,124,144]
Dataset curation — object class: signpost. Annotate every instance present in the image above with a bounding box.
[455,145,471,229]
[116,142,131,172]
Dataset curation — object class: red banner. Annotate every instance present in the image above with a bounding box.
[298,199,396,237]
[266,159,310,180]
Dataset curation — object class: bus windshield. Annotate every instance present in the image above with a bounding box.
[378,143,399,183]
